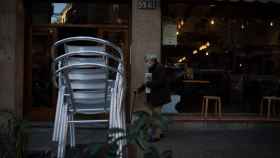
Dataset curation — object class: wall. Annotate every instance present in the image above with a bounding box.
[131,0,162,110]
[0,0,24,116]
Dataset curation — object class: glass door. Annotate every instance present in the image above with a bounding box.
[24,27,58,121]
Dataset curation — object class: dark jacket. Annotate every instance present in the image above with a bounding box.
[141,63,171,107]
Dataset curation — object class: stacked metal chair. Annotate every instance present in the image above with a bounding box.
[51,37,126,158]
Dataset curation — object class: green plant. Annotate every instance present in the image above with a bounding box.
[0,111,29,158]
[88,111,171,158]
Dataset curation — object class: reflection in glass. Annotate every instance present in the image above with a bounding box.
[30,2,129,25]
[51,3,72,24]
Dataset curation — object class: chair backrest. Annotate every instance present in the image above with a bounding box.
[52,37,123,113]
[57,63,121,113]
[65,45,107,65]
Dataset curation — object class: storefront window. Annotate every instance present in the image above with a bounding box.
[161,2,280,114]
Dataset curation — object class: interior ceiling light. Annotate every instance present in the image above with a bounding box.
[270,21,274,27]
[178,24,181,29]
[117,18,122,24]
[178,57,186,63]
[199,45,207,51]
[181,19,184,26]
[210,19,215,25]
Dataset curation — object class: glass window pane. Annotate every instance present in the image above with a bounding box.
[29,2,129,25]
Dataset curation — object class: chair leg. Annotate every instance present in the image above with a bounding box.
[260,98,264,117]
[58,104,68,158]
[53,87,65,142]
[52,92,61,141]
[205,98,209,118]
[218,98,222,118]
[278,105,280,117]
[69,112,76,148]
[272,101,276,117]
[55,101,64,143]
[215,99,218,116]
[278,103,280,117]
[267,99,272,119]
[201,98,205,116]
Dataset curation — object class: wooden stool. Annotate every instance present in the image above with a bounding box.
[260,96,280,119]
[201,96,222,117]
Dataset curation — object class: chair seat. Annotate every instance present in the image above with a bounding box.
[69,72,107,80]
[67,57,106,65]
[263,96,280,101]
[65,45,105,53]
[71,107,110,115]
[203,96,220,100]
[260,96,280,118]
[202,96,222,118]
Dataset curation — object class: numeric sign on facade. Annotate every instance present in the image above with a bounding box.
[138,0,160,9]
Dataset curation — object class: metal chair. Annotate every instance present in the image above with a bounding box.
[51,37,126,158]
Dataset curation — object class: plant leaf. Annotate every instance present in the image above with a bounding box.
[108,128,126,134]
[144,146,161,158]
[88,143,104,156]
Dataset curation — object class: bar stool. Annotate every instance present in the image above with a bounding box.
[260,96,280,118]
[201,96,222,117]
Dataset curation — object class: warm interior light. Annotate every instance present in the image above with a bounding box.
[178,57,186,63]
[176,31,179,35]
[206,42,210,47]
[193,50,198,54]
[181,19,184,26]
[210,19,215,25]
[199,45,207,51]
[270,21,274,27]
[117,18,122,24]
[178,24,181,29]
[206,52,209,56]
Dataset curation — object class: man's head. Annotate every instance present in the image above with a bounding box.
[145,54,158,67]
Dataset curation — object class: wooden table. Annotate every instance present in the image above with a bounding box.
[183,80,210,84]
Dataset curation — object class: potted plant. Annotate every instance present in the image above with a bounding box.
[0,111,29,158]
[87,111,171,158]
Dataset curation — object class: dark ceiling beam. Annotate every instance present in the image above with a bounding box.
[24,0,130,4]
[163,0,280,6]
[163,0,280,18]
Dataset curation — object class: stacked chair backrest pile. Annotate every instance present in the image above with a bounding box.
[51,36,126,158]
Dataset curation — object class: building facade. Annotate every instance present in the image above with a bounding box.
[1,0,280,120]
[0,0,161,120]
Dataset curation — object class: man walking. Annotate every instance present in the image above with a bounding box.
[138,54,171,141]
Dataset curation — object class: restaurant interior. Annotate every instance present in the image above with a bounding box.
[161,0,280,117]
